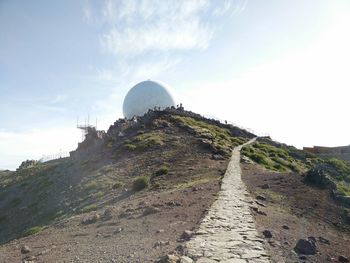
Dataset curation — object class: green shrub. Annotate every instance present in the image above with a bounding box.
[22,226,43,237]
[93,191,105,198]
[250,152,271,167]
[106,140,114,148]
[112,181,124,189]
[10,197,21,207]
[124,143,137,151]
[81,204,97,213]
[326,158,350,182]
[336,183,350,196]
[0,215,7,224]
[132,176,149,191]
[155,165,169,176]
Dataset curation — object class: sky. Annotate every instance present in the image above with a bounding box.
[0,0,349,170]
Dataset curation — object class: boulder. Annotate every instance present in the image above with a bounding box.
[262,230,272,238]
[293,238,317,255]
[143,206,161,216]
[156,254,180,263]
[339,255,349,263]
[180,256,193,263]
[21,245,31,254]
[180,230,193,241]
[318,236,330,245]
[304,163,337,189]
[81,213,100,225]
[256,195,266,201]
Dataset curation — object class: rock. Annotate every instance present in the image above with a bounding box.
[81,213,100,224]
[156,254,180,263]
[256,195,266,201]
[282,225,290,230]
[339,255,349,263]
[118,211,133,219]
[304,163,337,189]
[262,230,272,238]
[308,236,316,243]
[326,254,334,261]
[334,195,350,205]
[318,236,330,245]
[175,244,186,254]
[212,154,225,160]
[196,258,217,263]
[299,255,307,260]
[180,230,193,241]
[260,183,270,189]
[241,155,253,164]
[294,238,317,255]
[103,206,117,219]
[21,245,31,254]
[192,187,199,192]
[180,256,193,263]
[250,206,258,212]
[255,201,267,207]
[257,210,267,216]
[113,227,123,234]
[23,255,36,261]
[154,241,170,247]
[166,201,182,207]
[156,229,164,233]
[143,206,161,216]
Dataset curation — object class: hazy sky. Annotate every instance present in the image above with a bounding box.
[1,0,349,170]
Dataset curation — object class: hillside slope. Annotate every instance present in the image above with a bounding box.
[0,110,253,262]
[241,138,350,263]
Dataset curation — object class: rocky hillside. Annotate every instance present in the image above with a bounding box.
[1,109,349,263]
[241,137,350,262]
[0,110,254,262]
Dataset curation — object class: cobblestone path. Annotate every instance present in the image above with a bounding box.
[186,139,271,263]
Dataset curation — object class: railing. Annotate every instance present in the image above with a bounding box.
[202,114,270,137]
[39,151,70,163]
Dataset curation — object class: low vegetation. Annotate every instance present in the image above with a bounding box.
[336,183,350,196]
[243,139,350,197]
[325,158,350,182]
[242,141,310,173]
[80,204,98,213]
[132,176,150,191]
[172,115,247,157]
[155,165,169,176]
[22,226,44,237]
[112,181,124,189]
[123,132,164,151]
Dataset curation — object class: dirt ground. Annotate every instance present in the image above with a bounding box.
[241,162,350,263]
[0,158,224,263]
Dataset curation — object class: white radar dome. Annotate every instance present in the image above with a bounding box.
[123,80,176,119]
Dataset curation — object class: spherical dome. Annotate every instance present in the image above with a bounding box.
[123,80,176,119]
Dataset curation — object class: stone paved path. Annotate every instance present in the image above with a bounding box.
[186,138,271,263]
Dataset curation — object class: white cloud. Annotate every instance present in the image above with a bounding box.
[101,19,212,55]
[100,0,213,55]
[178,9,350,149]
[213,0,247,16]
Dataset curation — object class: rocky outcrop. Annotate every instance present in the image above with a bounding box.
[293,238,317,255]
[304,163,337,189]
[17,160,38,170]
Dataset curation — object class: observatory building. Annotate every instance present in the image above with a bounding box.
[123,80,176,119]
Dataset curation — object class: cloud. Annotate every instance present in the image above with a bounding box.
[213,0,247,16]
[177,10,350,149]
[100,0,213,55]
